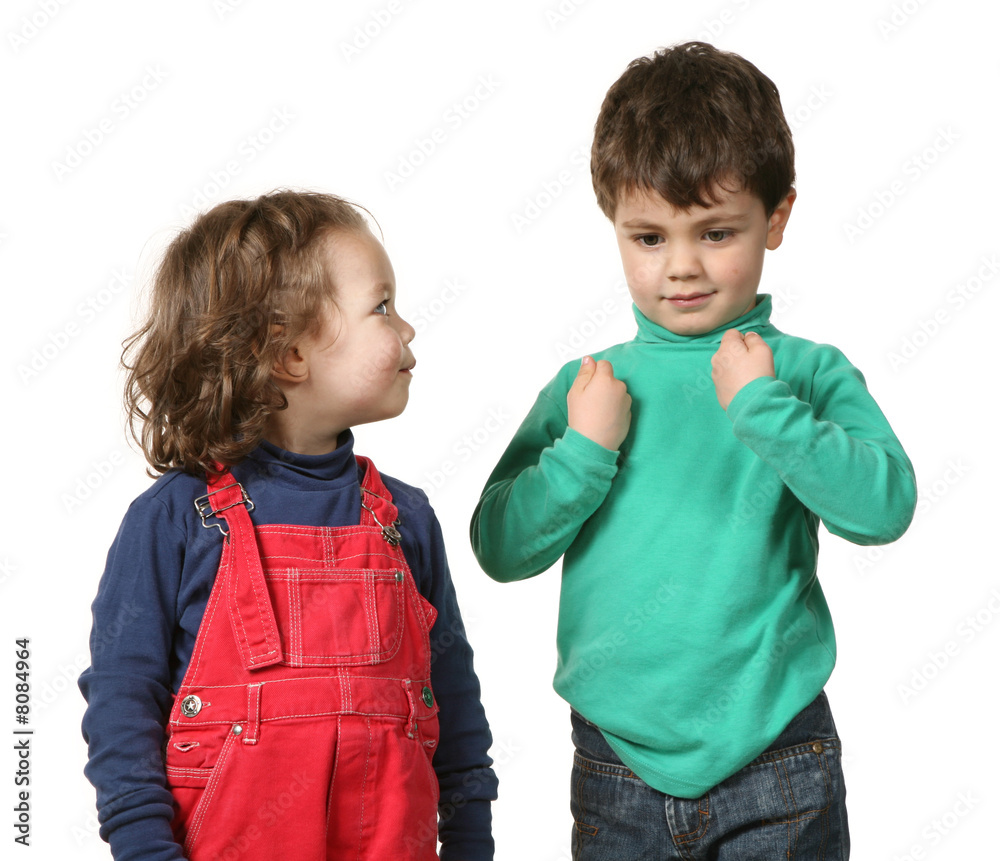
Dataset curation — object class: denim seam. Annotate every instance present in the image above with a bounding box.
[745,737,840,769]
[573,751,640,779]
[572,755,599,839]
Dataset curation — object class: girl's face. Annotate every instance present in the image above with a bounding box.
[275,230,416,454]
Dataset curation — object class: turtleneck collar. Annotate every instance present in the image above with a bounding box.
[245,430,358,488]
[633,294,773,346]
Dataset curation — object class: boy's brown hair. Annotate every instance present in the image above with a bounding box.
[591,41,794,218]
[123,190,369,476]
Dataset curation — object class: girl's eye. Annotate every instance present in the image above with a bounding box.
[637,235,661,247]
[705,230,731,242]
[374,301,388,316]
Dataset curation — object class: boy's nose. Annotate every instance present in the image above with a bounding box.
[665,248,701,280]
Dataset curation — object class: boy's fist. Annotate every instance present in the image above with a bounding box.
[567,357,632,451]
[711,330,775,410]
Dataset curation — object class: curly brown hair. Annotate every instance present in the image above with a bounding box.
[592,41,795,219]
[123,190,370,476]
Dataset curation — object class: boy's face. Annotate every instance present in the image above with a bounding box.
[613,184,794,336]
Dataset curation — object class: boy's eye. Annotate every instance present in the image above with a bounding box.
[374,301,388,316]
[704,230,731,242]
[637,235,661,247]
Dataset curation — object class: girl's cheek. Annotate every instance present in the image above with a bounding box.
[360,342,400,382]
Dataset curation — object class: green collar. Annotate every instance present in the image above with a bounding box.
[632,294,774,346]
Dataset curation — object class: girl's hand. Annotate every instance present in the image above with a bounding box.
[567,357,632,450]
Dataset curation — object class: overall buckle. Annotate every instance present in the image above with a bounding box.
[194,482,255,538]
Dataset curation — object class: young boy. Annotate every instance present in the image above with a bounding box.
[471,42,915,858]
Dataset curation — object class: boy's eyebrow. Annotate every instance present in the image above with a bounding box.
[620,210,753,230]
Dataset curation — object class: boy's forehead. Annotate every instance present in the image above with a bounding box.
[614,184,764,225]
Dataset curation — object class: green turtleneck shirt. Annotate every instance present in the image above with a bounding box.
[471,295,916,798]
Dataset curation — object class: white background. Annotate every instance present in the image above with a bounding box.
[2,0,997,858]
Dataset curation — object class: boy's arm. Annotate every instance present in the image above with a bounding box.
[715,333,916,545]
[471,359,625,582]
[78,497,189,861]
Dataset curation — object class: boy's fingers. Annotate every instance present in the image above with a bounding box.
[593,359,616,378]
[744,332,771,352]
[574,356,597,385]
[720,329,745,349]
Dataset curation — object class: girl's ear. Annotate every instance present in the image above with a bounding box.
[272,346,308,384]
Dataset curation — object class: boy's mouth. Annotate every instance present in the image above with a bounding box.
[667,292,714,308]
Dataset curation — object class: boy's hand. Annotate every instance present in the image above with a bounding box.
[711,330,775,410]
[567,357,632,450]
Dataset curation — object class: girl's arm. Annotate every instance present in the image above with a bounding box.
[79,495,188,861]
[396,483,498,861]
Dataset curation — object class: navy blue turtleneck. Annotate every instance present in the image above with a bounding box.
[80,432,497,861]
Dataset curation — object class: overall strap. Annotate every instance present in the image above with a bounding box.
[356,456,402,546]
[199,471,284,670]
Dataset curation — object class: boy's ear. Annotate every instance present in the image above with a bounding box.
[765,189,796,251]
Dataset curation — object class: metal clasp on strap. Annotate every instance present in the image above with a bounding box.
[360,488,401,546]
[194,482,255,538]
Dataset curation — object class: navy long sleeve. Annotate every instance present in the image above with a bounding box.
[80,434,496,861]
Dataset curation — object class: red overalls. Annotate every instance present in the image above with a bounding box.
[164,457,441,860]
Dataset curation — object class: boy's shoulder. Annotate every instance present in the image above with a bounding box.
[766,324,866,380]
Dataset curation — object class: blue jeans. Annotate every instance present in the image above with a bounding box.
[570,691,849,860]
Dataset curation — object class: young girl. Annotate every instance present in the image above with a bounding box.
[79,191,497,861]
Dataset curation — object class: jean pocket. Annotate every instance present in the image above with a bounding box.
[721,736,847,859]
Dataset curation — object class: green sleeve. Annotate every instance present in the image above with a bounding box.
[726,349,917,546]
[470,387,620,582]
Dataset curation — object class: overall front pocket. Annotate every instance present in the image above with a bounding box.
[269,567,405,666]
[165,724,240,850]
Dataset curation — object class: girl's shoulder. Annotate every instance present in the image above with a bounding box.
[119,468,209,539]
